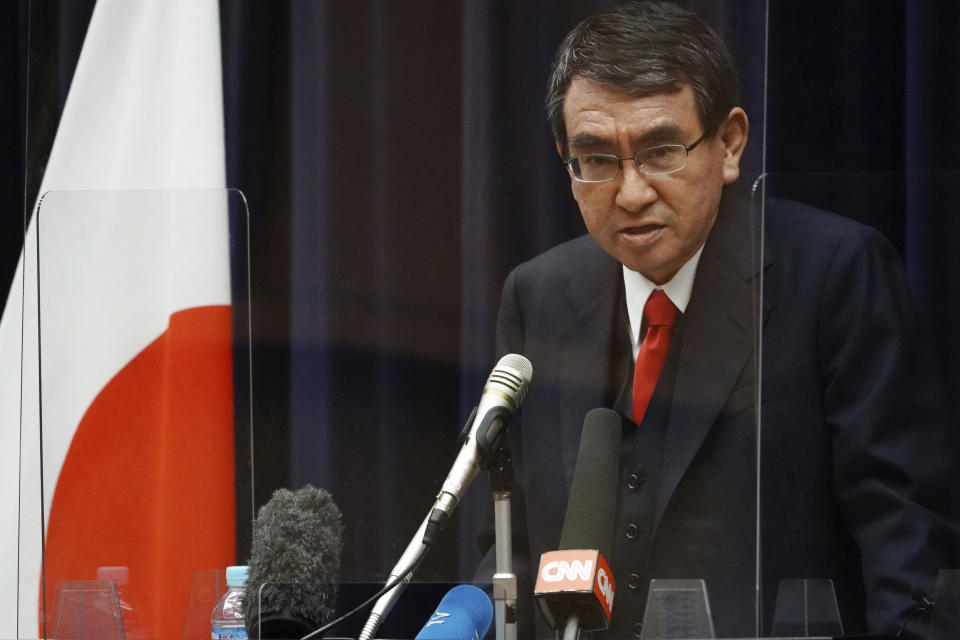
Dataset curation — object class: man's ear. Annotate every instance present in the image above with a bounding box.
[719,107,749,185]
[555,140,565,158]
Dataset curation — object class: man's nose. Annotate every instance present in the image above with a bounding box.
[614,160,658,211]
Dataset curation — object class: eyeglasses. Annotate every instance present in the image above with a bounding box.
[564,134,707,183]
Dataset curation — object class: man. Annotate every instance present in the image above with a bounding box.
[490,2,959,638]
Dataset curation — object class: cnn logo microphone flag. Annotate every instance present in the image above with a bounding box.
[534,549,615,630]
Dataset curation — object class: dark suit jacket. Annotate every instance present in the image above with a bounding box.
[492,187,959,638]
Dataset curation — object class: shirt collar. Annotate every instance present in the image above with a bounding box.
[623,246,703,355]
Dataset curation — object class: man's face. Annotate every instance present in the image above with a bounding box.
[561,78,747,284]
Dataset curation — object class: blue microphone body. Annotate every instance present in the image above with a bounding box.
[415,585,494,640]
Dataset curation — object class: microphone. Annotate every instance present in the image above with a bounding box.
[243,485,344,640]
[534,408,621,639]
[425,353,533,543]
[414,585,494,640]
[358,354,532,640]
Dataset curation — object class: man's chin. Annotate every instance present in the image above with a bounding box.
[612,247,686,284]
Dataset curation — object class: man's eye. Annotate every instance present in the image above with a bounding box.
[640,145,683,168]
[647,146,676,160]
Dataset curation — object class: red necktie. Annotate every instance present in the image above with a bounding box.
[632,289,678,424]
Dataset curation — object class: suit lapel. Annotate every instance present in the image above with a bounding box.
[653,188,767,531]
[554,241,630,492]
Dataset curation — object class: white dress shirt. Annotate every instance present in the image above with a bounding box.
[622,246,704,361]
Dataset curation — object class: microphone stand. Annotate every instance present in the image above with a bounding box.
[487,436,517,640]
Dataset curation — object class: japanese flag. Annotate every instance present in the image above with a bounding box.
[0,1,236,637]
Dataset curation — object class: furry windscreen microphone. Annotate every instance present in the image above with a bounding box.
[244,485,344,639]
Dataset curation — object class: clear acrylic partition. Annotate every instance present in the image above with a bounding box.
[50,580,125,640]
[753,171,960,639]
[33,190,252,640]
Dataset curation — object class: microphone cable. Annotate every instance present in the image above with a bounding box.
[300,557,424,640]
[896,591,936,639]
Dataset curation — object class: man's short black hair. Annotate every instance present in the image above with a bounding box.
[546,1,740,153]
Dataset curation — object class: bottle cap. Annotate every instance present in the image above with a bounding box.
[225,565,249,587]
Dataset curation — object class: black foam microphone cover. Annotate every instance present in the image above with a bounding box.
[244,485,344,639]
[534,408,623,633]
[558,408,621,557]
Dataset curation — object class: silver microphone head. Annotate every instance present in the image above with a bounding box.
[485,353,533,409]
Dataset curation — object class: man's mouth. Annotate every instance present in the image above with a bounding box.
[619,223,666,243]
[623,223,664,235]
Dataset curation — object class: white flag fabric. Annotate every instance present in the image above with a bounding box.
[0,1,235,637]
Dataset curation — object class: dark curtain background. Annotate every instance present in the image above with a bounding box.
[3,0,957,606]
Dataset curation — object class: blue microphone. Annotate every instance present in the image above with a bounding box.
[415,585,494,640]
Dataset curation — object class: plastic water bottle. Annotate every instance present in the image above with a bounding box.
[211,565,249,639]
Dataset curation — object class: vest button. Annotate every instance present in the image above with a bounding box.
[632,622,644,638]
[627,573,642,589]
[625,523,640,539]
[627,473,642,490]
